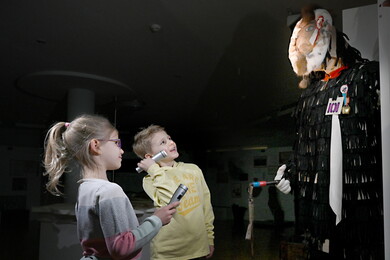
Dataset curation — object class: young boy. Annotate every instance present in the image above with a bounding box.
[133,125,215,260]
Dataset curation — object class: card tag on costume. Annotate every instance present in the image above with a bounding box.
[325,97,344,115]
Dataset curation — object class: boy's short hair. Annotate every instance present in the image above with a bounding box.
[133,125,165,158]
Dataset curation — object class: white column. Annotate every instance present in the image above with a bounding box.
[378,2,390,259]
[67,88,95,120]
[65,88,95,203]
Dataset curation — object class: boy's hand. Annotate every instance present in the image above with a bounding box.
[137,158,156,172]
[153,202,180,225]
[205,245,214,258]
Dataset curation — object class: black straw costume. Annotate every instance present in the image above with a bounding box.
[290,60,384,259]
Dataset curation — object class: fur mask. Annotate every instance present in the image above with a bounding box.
[288,9,337,77]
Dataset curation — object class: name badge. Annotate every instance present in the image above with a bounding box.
[325,97,344,115]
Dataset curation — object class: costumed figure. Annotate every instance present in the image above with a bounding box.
[275,5,384,259]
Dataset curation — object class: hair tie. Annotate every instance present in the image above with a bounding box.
[64,122,70,128]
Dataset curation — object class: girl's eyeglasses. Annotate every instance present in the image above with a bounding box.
[98,139,122,148]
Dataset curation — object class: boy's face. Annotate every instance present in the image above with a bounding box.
[147,131,179,161]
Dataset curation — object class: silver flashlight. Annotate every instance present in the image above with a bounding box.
[169,184,188,204]
[135,150,168,173]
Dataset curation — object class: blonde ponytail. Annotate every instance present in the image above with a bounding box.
[43,122,70,195]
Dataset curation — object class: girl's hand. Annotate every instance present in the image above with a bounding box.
[153,202,180,225]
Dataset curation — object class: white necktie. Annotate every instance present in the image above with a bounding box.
[330,114,343,225]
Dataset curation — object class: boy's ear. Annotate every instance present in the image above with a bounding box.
[144,153,153,159]
[89,139,102,155]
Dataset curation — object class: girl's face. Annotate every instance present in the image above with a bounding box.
[148,131,179,162]
[100,131,124,171]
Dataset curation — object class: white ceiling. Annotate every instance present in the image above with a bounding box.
[0,0,376,149]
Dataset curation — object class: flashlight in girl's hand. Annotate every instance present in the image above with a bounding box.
[135,150,168,173]
[169,184,188,204]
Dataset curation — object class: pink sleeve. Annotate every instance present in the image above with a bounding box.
[105,231,141,260]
